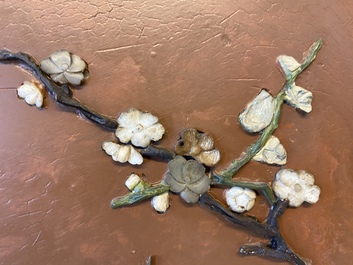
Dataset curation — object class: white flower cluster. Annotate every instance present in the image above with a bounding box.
[272,168,320,207]
[102,109,165,166]
[224,187,256,213]
[277,55,313,113]
[40,50,88,85]
[17,81,44,108]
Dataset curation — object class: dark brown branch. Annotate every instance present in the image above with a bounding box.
[199,193,310,265]
[0,49,118,130]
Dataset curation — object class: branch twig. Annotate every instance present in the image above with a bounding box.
[0,49,118,129]
[199,193,310,265]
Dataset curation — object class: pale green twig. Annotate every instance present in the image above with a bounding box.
[111,183,170,208]
[215,39,323,180]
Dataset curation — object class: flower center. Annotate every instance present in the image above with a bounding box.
[294,183,302,192]
[60,63,69,71]
[184,175,191,183]
[135,124,144,132]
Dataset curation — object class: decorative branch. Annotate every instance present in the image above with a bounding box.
[0,49,118,129]
[199,193,309,265]
[216,39,323,180]
[111,182,170,208]
[138,146,176,161]
[0,39,323,264]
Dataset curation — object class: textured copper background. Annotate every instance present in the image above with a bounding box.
[0,1,353,264]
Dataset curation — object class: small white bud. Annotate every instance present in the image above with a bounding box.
[151,192,170,213]
[125,173,141,190]
[224,187,256,213]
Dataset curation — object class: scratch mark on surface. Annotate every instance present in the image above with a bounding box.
[220,10,239,24]
[32,230,41,246]
[95,44,143,53]
[202,33,222,44]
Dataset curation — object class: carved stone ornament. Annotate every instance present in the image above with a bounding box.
[0,39,324,265]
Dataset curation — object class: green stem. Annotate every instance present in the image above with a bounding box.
[212,175,276,206]
[216,39,323,180]
[111,183,170,208]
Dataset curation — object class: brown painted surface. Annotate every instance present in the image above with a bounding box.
[0,1,353,264]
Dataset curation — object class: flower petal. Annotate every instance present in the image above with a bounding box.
[304,186,321,204]
[182,159,205,183]
[131,131,151,148]
[117,109,142,127]
[67,54,87,72]
[115,127,133,144]
[50,50,71,69]
[128,146,143,165]
[40,58,63,74]
[63,72,84,85]
[277,55,301,80]
[167,155,186,183]
[285,84,313,113]
[50,73,67,84]
[238,89,275,133]
[180,188,200,203]
[140,112,159,127]
[187,175,211,194]
[196,149,221,167]
[151,192,170,213]
[164,173,186,193]
[144,123,165,142]
[253,136,287,165]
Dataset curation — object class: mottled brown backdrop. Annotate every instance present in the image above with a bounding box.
[0,0,353,264]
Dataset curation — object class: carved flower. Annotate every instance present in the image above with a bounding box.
[224,187,256,213]
[102,141,143,165]
[272,168,321,207]
[40,50,89,85]
[238,89,276,133]
[115,108,165,148]
[253,136,287,165]
[17,81,44,108]
[164,156,211,203]
[285,83,313,113]
[174,128,220,167]
[277,55,301,80]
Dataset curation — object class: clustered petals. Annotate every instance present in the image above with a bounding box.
[40,50,89,85]
[102,141,143,165]
[174,128,220,167]
[224,187,256,213]
[164,156,211,203]
[116,108,165,148]
[272,168,320,207]
[17,81,44,108]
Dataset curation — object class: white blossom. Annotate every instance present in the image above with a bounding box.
[125,173,141,190]
[272,168,321,207]
[253,136,287,165]
[277,55,301,80]
[17,81,44,108]
[151,192,170,213]
[40,50,88,85]
[116,108,165,148]
[285,83,313,113]
[224,187,256,213]
[102,141,143,165]
[238,89,276,133]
